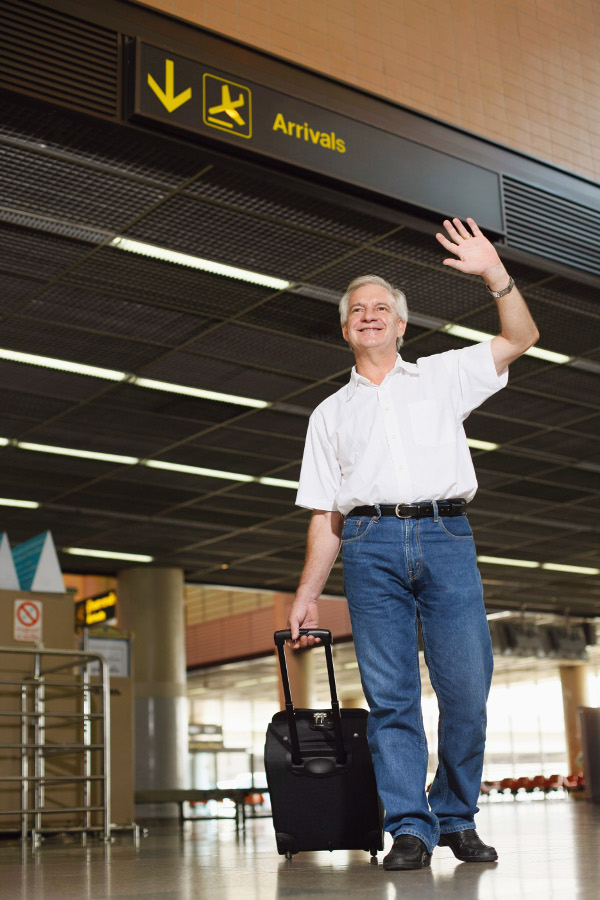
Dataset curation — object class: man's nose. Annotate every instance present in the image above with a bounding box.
[362,308,378,320]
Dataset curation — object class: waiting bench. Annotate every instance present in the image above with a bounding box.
[135,788,270,831]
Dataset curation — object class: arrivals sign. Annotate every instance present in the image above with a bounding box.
[75,590,117,631]
[129,41,503,231]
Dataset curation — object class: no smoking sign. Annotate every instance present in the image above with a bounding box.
[13,599,43,643]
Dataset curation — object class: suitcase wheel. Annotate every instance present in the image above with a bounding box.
[285,851,293,860]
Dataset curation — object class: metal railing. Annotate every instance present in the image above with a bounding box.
[0,646,110,843]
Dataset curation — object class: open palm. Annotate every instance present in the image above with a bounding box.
[436,217,502,278]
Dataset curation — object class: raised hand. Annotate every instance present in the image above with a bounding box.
[435,217,503,279]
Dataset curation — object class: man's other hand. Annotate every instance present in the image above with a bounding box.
[287,598,321,649]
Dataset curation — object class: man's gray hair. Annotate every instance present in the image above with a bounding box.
[339,275,409,350]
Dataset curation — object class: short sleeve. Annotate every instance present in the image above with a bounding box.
[295,409,341,511]
[454,340,508,419]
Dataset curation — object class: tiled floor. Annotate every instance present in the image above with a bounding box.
[1,798,600,899]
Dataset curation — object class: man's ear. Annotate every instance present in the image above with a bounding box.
[397,319,407,339]
[342,323,349,343]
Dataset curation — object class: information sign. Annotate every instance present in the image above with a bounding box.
[129,41,503,232]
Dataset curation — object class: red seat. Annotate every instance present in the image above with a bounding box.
[499,777,517,794]
[531,775,546,792]
[563,772,584,791]
[544,774,563,791]
[515,776,533,793]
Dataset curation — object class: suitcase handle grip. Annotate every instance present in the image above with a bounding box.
[274,628,346,766]
[274,628,332,647]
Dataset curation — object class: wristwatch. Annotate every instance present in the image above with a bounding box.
[487,276,515,298]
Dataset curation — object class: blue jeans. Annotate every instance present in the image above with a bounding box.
[341,504,493,854]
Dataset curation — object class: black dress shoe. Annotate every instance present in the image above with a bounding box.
[438,829,498,862]
[383,834,432,870]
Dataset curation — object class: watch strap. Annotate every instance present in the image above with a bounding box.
[487,276,515,298]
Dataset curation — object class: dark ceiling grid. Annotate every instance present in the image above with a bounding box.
[18,284,210,345]
[0,272,43,312]
[123,194,361,279]
[183,161,396,245]
[0,143,168,228]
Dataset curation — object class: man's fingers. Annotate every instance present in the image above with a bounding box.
[466,217,482,237]
[452,217,471,239]
[442,218,462,243]
[442,257,464,269]
[436,232,458,253]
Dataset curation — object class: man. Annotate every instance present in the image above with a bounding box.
[287,217,539,870]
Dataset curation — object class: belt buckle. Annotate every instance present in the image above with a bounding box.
[394,503,413,519]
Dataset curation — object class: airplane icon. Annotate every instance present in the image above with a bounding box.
[207,84,246,128]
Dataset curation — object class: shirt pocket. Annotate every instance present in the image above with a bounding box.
[408,398,457,447]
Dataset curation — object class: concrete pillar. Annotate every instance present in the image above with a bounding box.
[559,664,589,774]
[117,567,189,817]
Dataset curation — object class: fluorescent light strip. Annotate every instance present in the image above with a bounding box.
[467,438,499,452]
[0,346,271,410]
[16,441,139,465]
[541,562,600,575]
[3,438,298,490]
[143,459,298,489]
[110,236,292,291]
[525,345,572,365]
[478,555,599,575]
[0,348,126,381]
[477,555,540,569]
[132,377,270,409]
[0,497,39,509]
[63,547,153,563]
[444,324,493,343]
[443,324,571,364]
[144,459,254,482]
[258,476,300,489]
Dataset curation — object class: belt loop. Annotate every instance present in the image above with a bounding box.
[374,503,381,522]
[432,500,439,522]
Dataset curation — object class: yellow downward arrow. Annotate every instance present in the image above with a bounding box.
[147,59,192,113]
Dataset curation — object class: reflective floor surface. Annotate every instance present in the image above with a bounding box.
[2,799,600,899]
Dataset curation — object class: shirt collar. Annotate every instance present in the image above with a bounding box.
[346,354,418,400]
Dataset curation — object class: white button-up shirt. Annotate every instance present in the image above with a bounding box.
[296,340,508,515]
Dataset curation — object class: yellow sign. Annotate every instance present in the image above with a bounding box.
[148,59,192,113]
[75,591,117,630]
[203,74,252,139]
[272,113,346,154]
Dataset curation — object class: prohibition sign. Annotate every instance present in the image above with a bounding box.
[13,598,43,642]
[17,601,40,627]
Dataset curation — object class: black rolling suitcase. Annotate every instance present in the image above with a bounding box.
[265,628,384,859]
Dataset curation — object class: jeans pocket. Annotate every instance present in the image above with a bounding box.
[436,515,473,541]
[341,516,376,544]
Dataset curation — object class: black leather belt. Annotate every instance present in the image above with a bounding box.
[348,499,467,519]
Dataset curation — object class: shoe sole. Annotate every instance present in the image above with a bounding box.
[383,855,432,871]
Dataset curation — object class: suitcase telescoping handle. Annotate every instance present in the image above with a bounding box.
[274,629,347,767]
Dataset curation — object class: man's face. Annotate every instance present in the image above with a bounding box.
[342,284,406,355]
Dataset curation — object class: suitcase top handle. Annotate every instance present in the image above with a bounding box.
[274,629,332,647]
[273,628,346,766]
